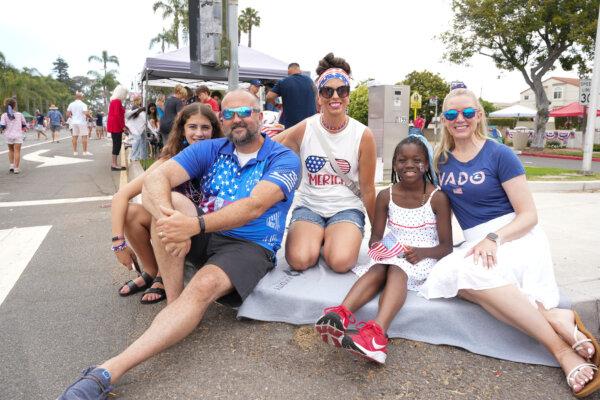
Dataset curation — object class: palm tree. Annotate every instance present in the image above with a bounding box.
[152,0,188,49]
[149,29,177,53]
[238,15,248,44]
[88,50,120,112]
[238,7,260,47]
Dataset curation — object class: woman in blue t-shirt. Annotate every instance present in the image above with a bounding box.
[419,87,599,397]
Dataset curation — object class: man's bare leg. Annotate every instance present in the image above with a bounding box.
[100,265,233,383]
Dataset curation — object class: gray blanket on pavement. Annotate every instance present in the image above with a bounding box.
[237,249,567,367]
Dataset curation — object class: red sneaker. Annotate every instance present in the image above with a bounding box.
[315,305,355,347]
[342,320,388,364]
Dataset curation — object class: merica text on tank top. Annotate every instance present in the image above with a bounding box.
[295,114,365,218]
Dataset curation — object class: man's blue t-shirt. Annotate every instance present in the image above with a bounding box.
[438,139,525,230]
[271,74,316,128]
[47,110,63,126]
[173,135,301,254]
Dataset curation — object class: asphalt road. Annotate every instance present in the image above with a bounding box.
[0,132,598,399]
[519,155,600,172]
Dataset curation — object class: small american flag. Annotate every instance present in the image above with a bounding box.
[332,158,351,174]
[368,231,407,261]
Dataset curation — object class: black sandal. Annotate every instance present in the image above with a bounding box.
[118,272,154,297]
[140,276,167,304]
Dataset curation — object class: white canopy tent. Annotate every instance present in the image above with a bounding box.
[489,104,537,118]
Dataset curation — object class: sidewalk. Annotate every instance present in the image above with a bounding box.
[129,161,600,336]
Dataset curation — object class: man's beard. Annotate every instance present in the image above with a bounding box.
[226,122,259,146]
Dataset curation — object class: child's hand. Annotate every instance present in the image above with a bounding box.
[404,246,425,264]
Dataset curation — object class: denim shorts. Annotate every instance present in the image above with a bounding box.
[289,206,365,234]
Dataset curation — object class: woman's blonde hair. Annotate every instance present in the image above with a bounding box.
[433,88,489,173]
[110,85,128,101]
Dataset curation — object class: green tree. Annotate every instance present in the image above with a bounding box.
[348,83,370,126]
[238,14,248,44]
[238,7,260,47]
[149,29,177,53]
[88,50,120,112]
[400,70,450,127]
[153,0,188,49]
[479,98,497,115]
[52,57,70,84]
[442,0,597,149]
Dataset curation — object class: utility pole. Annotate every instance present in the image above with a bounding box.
[227,0,239,91]
[582,4,600,174]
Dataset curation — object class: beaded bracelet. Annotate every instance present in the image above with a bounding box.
[111,240,128,252]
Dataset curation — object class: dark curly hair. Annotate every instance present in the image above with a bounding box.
[316,53,352,77]
[391,135,435,184]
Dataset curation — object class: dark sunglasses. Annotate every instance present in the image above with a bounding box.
[443,107,477,121]
[221,106,260,120]
[318,85,350,99]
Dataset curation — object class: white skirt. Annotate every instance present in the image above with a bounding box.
[419,213,560,309]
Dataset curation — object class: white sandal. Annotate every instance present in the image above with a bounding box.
[572,324,594,359]
[567,363,597,393]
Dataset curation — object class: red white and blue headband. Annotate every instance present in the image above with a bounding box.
[316,68,351,89]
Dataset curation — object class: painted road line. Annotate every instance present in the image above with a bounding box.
[0,135,71,155]
[0,225,51,306]
[23,149,93,168]
[0,195,112,208]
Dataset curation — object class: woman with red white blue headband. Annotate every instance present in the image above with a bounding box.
[315,134,453,364]
[275,53,377,275]
[420,84,600,397]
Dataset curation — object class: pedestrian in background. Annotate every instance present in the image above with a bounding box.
[34,110,48,140]
[126,97,148,161]
[196,85,220,115]
[47,104,64,143]
[66,91,92,156]
[0,98,27,174]
[95,111,104,139]
[107,85,128,171]
[267,62,317,128]
[158,85,186,147]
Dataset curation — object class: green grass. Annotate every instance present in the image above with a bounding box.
[140,158,156,171]
[524,166,600,181]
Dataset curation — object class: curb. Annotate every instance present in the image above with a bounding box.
[528,180,600,192]
[520,151,600,162]
[128,160,144,204]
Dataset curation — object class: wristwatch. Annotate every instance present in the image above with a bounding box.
[486,232,501,246]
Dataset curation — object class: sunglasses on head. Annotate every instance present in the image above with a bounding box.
[221,106,259,120]
[318,85,350,99]
[443,107,477,121]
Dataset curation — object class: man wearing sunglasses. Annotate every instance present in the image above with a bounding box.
[266,62,317,129]
[58,90,301,399]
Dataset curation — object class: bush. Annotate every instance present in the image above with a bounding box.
[545,140,564,149]
[348,84,369,125]
[487,118,517,129]
[594,144,600,152]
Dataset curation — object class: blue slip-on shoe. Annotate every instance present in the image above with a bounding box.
[57,366,114,400]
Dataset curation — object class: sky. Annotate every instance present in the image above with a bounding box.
[0,0,580,104]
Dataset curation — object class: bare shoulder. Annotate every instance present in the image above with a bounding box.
[430,187,450,210]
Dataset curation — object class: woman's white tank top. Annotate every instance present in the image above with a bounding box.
[295,114,365,217]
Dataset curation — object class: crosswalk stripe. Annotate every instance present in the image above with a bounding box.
[0,225,51,306]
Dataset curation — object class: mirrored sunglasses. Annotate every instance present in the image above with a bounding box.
[443,107,477,121]
[221,106,259,120]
